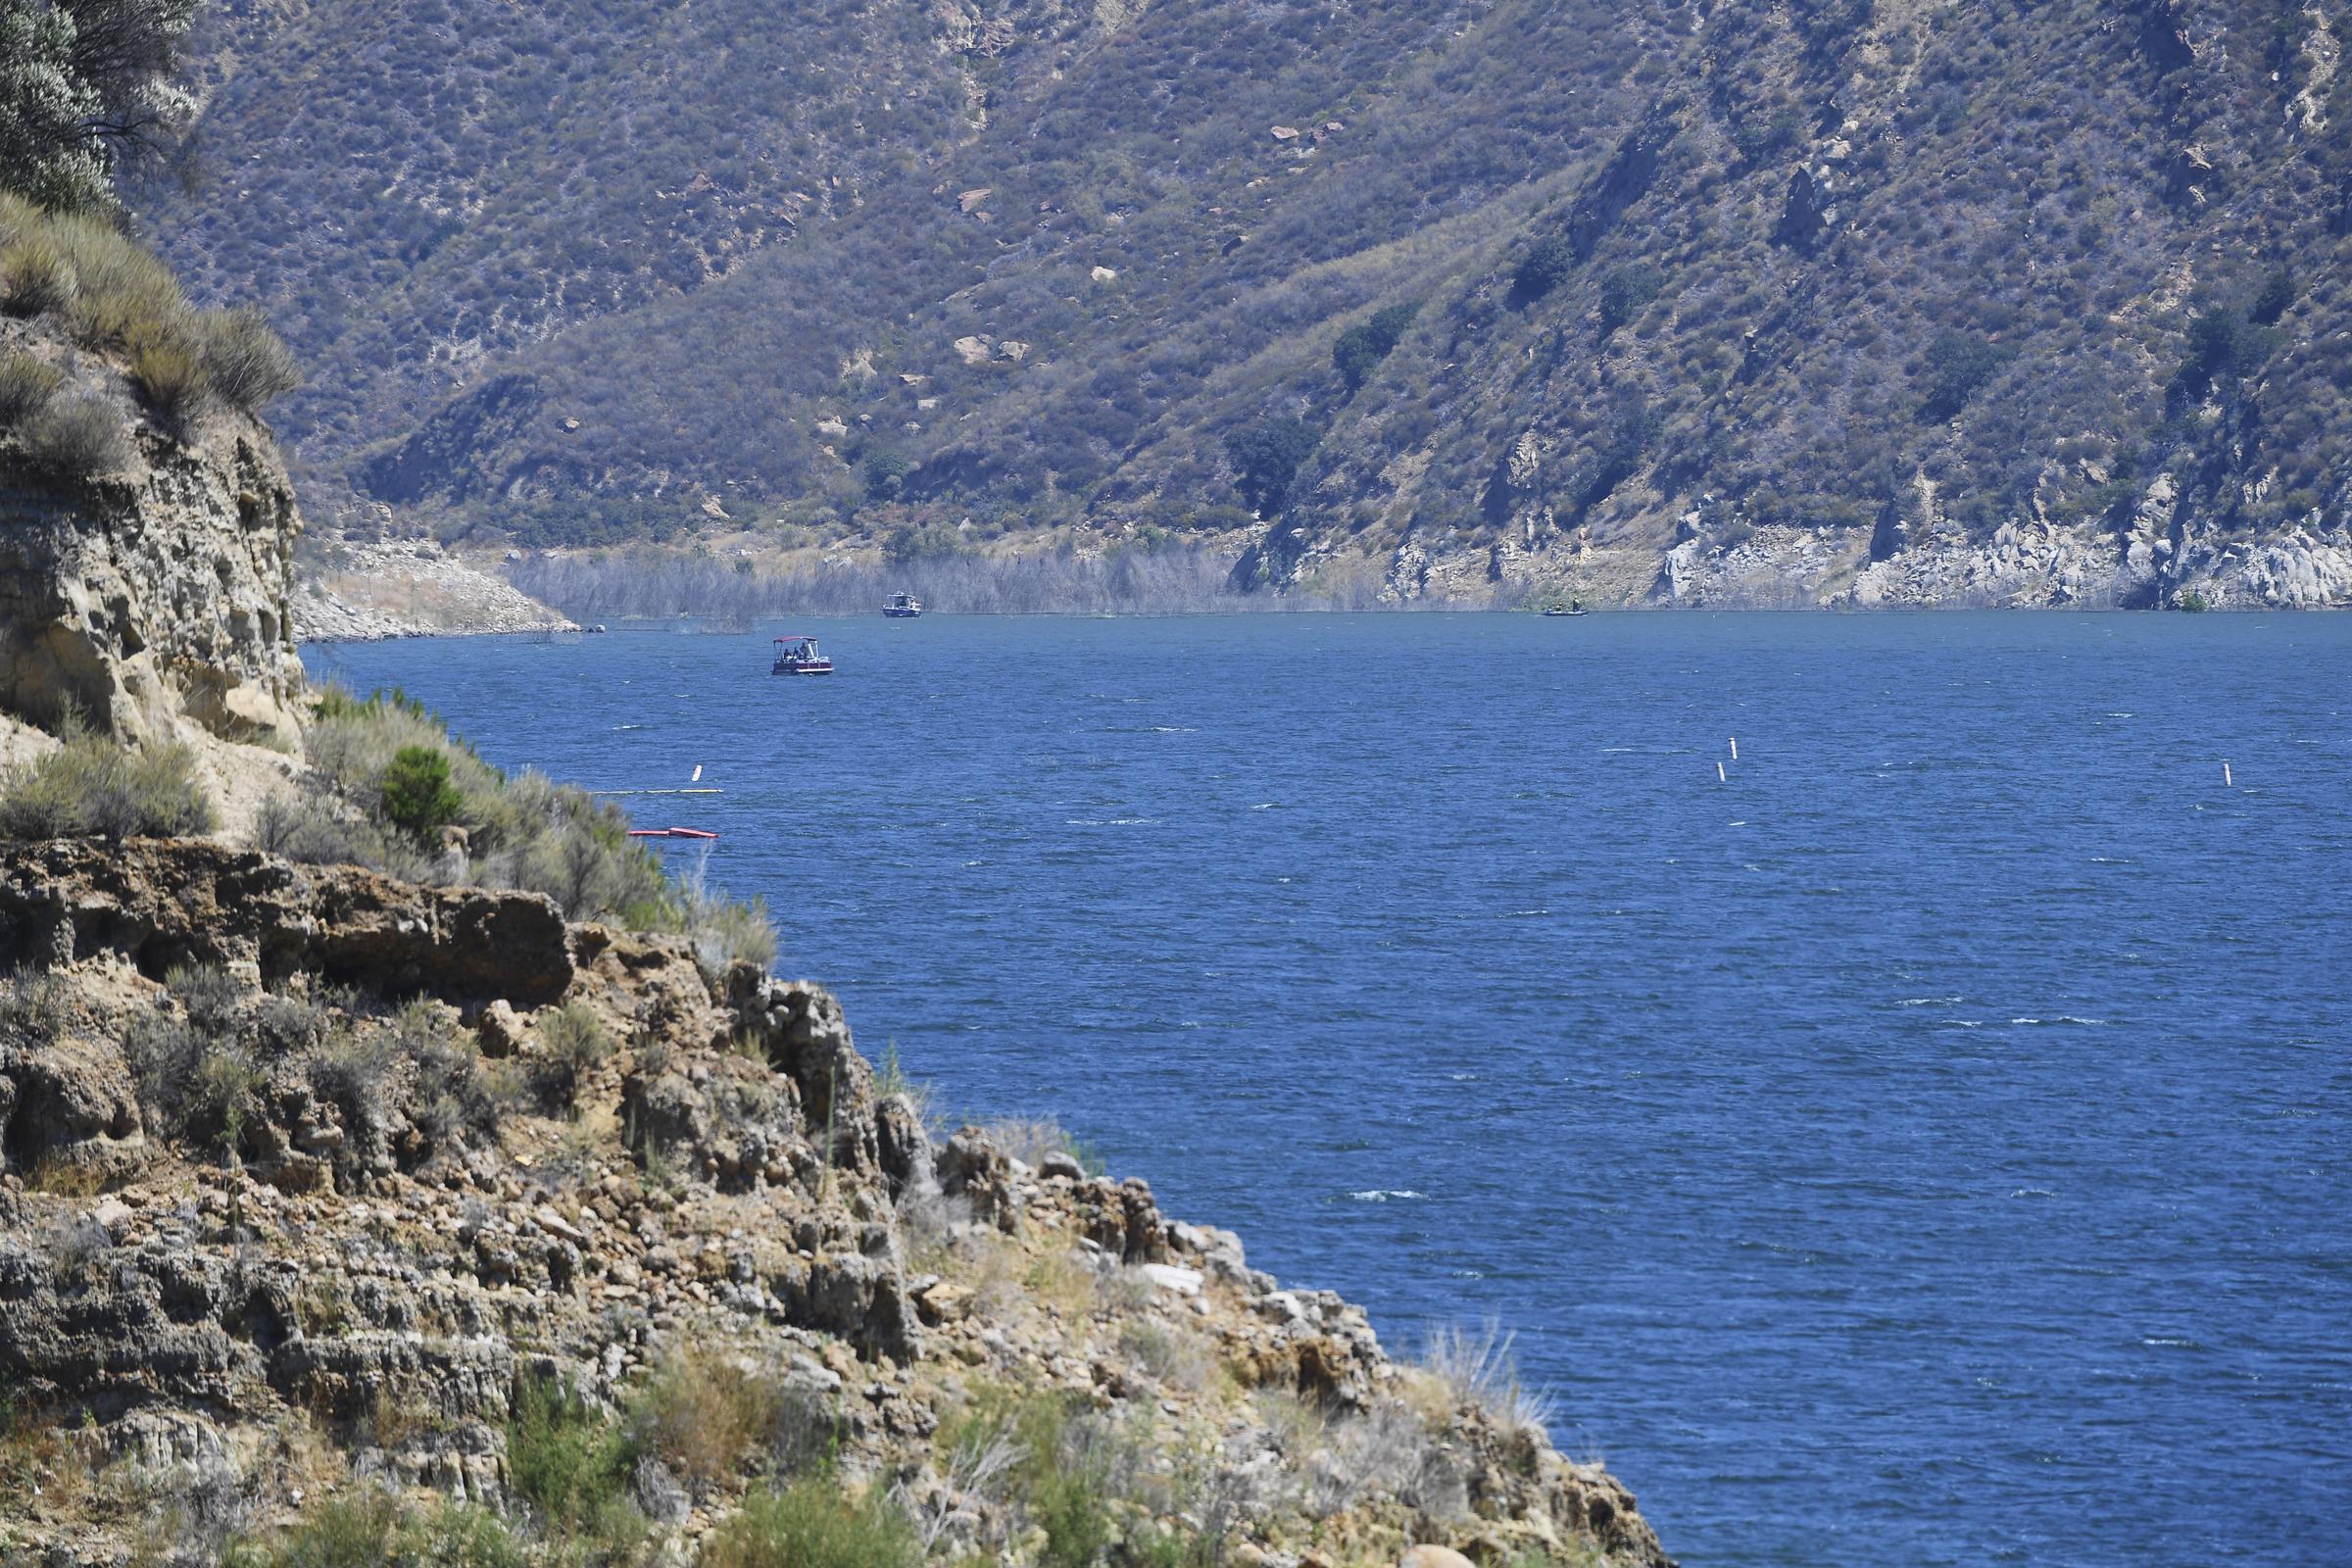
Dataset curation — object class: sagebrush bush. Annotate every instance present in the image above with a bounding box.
[393,999,499,1154]
[533,1000,612,1112]
[122,1010,260,1154]
[0,718,216,839]
[222,1491,523,1568]
[0,351,64,426]
[252,787,428,877]
[19,393,129,481]
[0,969,69,1047]
[702,1478,920,1568]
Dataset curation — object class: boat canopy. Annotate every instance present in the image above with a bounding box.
[774,635,817,644]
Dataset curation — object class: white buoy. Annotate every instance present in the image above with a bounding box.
[1717,760,1728,783]
[2224,761,2232,787]
[1730,737,1739,760]
[692,763,704,783]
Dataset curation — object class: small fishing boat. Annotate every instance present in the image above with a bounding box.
[627,827,720,841]
[1543,598,1590,616]
[884,592,923,618]
[771,634,834,674]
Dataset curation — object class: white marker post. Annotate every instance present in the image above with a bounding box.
[1730,738,1739,760]
[692,763,704,783]
[2224,761,2232,787]
[1717,761,1728,783]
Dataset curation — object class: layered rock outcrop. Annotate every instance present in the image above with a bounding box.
[0,330,304,741]
[0,841,1671,1567]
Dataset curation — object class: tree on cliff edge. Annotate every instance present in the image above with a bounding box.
[0,0,197,213]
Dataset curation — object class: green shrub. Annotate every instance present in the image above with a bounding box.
[19,394,130,481]
[1596,266,1666,333]
[702,1477,919,1568]
[379,745,465,839]
[224,1492,524,1568]
[0,237,75,318]
[505,1372,639,1543]
[2178,308,2278,388]
[0,718,216,839]
[198,307,301,410]
[881,518,964,564]
[0,350,63,427]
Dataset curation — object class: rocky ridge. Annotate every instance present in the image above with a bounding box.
[0,839,1669,1568]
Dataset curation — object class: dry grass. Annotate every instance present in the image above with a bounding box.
[629,1350,826,1490]
[1418,1321,1557,1437]
[1117,1317,1215,1395]
[0,350,65,425]
[0,194,298,417]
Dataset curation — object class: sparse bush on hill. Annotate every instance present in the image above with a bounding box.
[704,1478,919,1568]
[0,712,215,839]
[1916,332,2013,423]
[223,1491,524,1568]
[126,324,204,417]
[199,307,301,410]
[0,236,75,317]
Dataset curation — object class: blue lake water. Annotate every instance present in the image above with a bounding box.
[309,612,2352,1568]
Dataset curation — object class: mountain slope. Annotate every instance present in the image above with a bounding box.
[141,0,2352,605]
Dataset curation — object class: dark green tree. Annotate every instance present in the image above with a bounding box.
[1916,332,2013,422]
[1224,418,1322,514]
[380,746,465,840]
[1511,233,1576,304]
[1332,301,1419,391]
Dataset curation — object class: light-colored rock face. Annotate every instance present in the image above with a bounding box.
[1332,500,2352,611]
[1,395,304,743]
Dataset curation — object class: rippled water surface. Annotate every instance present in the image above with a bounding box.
[313,612,2352,1568]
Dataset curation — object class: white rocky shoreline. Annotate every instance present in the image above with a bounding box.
[293,536,579,643]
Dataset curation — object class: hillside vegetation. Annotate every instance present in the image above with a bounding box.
[138,0,2352,604]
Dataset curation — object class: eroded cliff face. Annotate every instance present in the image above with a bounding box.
[0,841,1670,1568]
[0,329,304,744]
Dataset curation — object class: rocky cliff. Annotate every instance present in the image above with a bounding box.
[0,840,1669,1568]
[0,319,304,744]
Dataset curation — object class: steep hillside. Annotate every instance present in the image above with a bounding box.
[141,0,2352,605]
